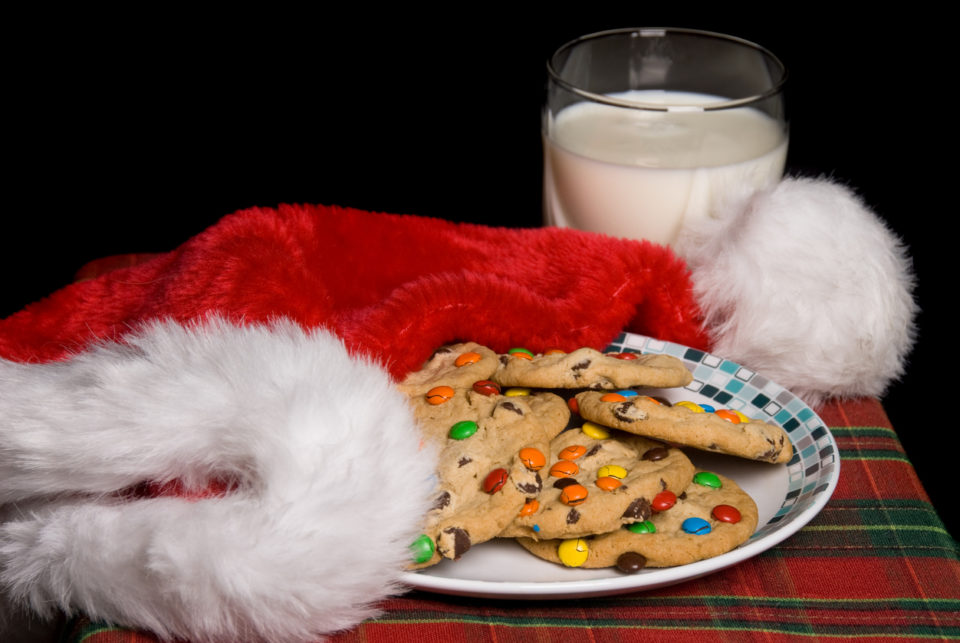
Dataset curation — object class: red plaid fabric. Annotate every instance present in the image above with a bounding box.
[57,397,959,642]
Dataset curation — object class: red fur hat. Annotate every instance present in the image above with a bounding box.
[0,203,709,372]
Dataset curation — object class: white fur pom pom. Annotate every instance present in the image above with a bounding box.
[676,177,917,407]
[0,317,437,642]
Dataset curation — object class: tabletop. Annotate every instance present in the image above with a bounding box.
[58,396,960,642]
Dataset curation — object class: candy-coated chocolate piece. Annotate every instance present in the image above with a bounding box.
[616,551,648,573]
[627,520,656,534]
[610,352,639,360]
[519,498,540,517]
[693,471,723,489]
[699,403,716,413]
[733,409,751,423]
[426,385,455,405]
[504,387,531,397]
[682,517,712,535]
[483,468,509,494]
[518,447,546,471]
[652,490,677,512]
[642,447,669,461]
[595,476,622,491]
[597,464,628,480]
[409,534,435,564]
[616,389,639,397]
[675,401,704,413]
[712,504,742,523]
[508,347,534,360]
[549,460,579,478]
[642,395,663,405]
[454,351,482,367]
[568,397,580,414]
[600,392,627,402]
[558,444,588,460]
[581,422,610,440]
[448,420,478,440]
[557,538,589,567]
[713,409,741,424]
[472,379,501,396]
[545,348,566,355]
[560,483,588,506]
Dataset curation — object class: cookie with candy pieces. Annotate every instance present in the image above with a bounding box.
[404,353,570,568]
[575,391,793,464]
[498,419,694,541]
[492,346,693,390]
[517,470,758,570]
[397,342,500,397]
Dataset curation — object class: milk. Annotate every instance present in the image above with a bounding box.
[543,90,787,246]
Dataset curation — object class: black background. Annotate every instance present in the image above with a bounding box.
[5,12,951,536]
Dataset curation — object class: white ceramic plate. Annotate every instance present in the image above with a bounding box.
[400,333,839,599]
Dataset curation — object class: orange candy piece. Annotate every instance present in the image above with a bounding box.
[549,460,579,478]
[560,483,589,506]
[714,409,741,424]
[454,351,482,367]
[519,447,546,471]
[519,498,539,517]
[425,385,455,405]
[558,445,588,461]
[595,476,623,491]
[600,393,627,402]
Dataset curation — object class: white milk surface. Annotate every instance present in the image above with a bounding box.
[543,90,787,246]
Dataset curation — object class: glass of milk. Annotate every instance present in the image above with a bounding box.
[543,28,788,247]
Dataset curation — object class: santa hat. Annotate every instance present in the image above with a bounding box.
[0,177,915,641]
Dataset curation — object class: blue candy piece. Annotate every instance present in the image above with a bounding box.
[682,517,712,535]
[698,403,716,413]
[616,389,639,397]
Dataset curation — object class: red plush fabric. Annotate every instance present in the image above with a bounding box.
[0,204,708,378]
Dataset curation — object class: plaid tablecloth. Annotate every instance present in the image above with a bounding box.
[59,397,960,642]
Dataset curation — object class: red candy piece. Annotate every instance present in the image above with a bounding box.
[712,504,742,523]
[472,380,501,396]
[483,468,509,494]
[652,490,677,512]
[567,397,580,414]
[610,352,639,360]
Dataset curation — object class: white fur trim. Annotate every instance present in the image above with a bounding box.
[676,177,917,407]
[0,317,437,641]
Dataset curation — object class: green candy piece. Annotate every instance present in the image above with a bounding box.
[410,534,435,564]
[508,347,534,358]
[449,420,479,440]
[693,471,722,489]
[627,520,656,534]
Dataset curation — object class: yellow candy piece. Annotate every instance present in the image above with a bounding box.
[597,464,628,480]
[581,422,610,440]
[676,401,705,413]
[733,409,751,423]
[504,387,531,397]
[558,538,589,567]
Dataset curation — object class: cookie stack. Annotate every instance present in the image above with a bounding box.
[399,344,790,573]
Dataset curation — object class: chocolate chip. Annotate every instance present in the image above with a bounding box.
[584,444,602,458]
[431,491,451,511]
[441,527,471,560]
[499,355,510,366]
[678,491,687,500]
[517,476,542,494]
[571,359,591,372]
[499,401,524,415]
[613,402,637,423]
[642,447,669,461]
[458,457,472,467]
[622,497,652,521]
[553,477,579,489]
[616,552,647,573]
[566,508,581,524]
[652,397,672,406]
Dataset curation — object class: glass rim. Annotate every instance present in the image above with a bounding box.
[547,27,788,111]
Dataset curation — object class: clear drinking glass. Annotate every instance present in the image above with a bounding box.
[543,28,788,247]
